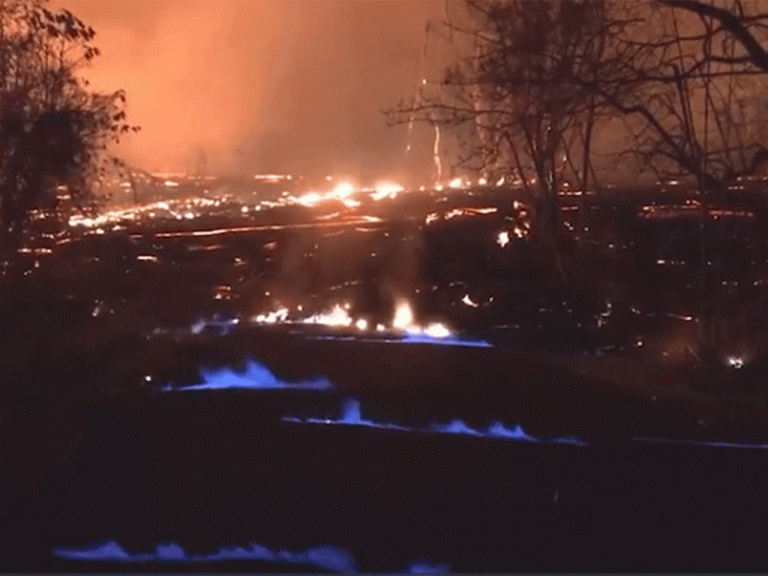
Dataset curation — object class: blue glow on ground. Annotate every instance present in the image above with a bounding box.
[632,436,768,449]
[52,541,450,573]
[283,397,589,446]
[283,397,763,449]
[406,560,453,573]
[52,541,357,572]
[305,334,492,348]
[401,333,492,347]
[168,358,332,391]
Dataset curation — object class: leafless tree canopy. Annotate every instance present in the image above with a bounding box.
[386,0,768,240]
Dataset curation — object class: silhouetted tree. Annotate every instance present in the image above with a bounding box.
[388,0,768,358]
[386,0,644,281]
[578,0,768,356]
[0,0,138,259]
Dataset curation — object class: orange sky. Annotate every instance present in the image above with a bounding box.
[51,0,455,184]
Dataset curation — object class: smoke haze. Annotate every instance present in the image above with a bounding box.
[52,0,454,185]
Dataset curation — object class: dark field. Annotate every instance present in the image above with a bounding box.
[3,183,768,572]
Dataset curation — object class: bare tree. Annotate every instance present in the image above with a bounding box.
[0,0,138,259]
[388,0,768,234]
[593,1,768,191]
[386,0,648,281]
[567,0,768,356]
[387,0,768,363]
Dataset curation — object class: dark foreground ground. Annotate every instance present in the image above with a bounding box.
[3,329,768,572]
[3,387,768,573]
[3,184,768,572]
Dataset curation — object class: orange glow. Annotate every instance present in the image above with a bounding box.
[51,0,450,182]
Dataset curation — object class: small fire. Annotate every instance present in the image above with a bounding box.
[462,294,480,308]
[422,323,451,338]
[392,298,415,330]
[296,191,323,207]
[331,181,355,199]
[444,207,497,220]
[252,299,453,339]
[254,307,289,324]
[302,303,354,327]
[392,299,451,338]
[497,231,510,247]
[371,181,404,201]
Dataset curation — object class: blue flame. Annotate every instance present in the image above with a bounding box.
[486,421,538,441]
[406,560,452,573]
[283,397,766,449]
[306,334,491,348]
[52,541,449,573]
[283,397,588,446]
[168,358,332,391]
[52,541,357,572]
[304,398,409,431]
[401,333,492,347]
[430,419,485,436]
[155,542,186,560]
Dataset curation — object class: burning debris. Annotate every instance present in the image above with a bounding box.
[371,182,405,201]
[251,298,455,341]
[253,307,290,324]
[302,303,354,327]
